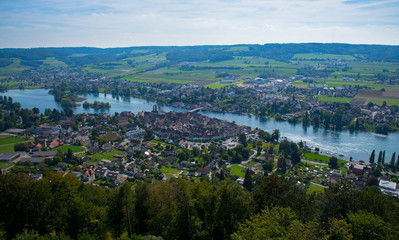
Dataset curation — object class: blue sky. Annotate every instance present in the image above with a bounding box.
[0,0,398,48]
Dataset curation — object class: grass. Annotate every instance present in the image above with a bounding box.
[229,165,245,177]
[87,149,127,161]
[303,152,347,165]
[307,183,326,193]
[161,166,181,175]
[0,135,27,145]
[205,83,233,89]
[242,161,263,170]
[353,93,399,106]
[0,81,26,87]
[42,57,67,68]
[0,144,16,152]
[54,145,85,153]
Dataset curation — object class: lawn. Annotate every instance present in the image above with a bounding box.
[307,183,326,193]
[87,149,127,161]
[303,152,330,162]
[54,145,85,153]
[161,166,181,175]
[303,152,347,165]
[229,165,245,177]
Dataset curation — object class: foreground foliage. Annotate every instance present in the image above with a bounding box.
[0,173,398,240]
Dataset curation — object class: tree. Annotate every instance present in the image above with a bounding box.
[377,151,382,164]
[231,207,321,240]
[390,152,396,168]
[14,142,29,152]
[329,157,339,169]
[144,129,154,141]
[396,154,399,170]
[238,133,247,147]
[66,148,74,160]
[382,150,386,165]
[243,169,253,192]
[271,129,280,143]
[108,183,135,238]
[277,156,286,172]
[325,218,353,240]
[347,210,388,240]
[262,159,274,172]
[369,150,375,164]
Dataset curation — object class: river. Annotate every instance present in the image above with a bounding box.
[3,88,399,162]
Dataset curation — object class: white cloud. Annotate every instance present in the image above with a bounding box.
[0,0,398,47]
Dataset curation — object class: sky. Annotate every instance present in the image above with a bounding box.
[0,0,398,48]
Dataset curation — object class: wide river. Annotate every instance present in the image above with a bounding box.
[4,89,399,162]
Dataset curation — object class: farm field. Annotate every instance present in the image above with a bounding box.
[0,135,27,145]
[353,89,399,106]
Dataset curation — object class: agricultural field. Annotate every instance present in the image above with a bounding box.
[0,144,16,153]
[0,135,27,145]
[293,53,356,60]
[353,89,399,106]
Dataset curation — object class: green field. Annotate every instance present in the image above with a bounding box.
[0,135,27,145]
[354,96,399,106]
[303,152,346,165]
[161,166,181,175]
[317,96,352,103]
[0,81,26,87]
[86,149,127,161]
[229,165,245,177]
[0,144,15,153]
[307,183,326,193]
[54,145,85,153]
[293,53,356,60]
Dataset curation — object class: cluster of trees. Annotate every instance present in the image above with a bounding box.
[82,101,111,110]
[369,150,399,173]
[1,173,398,240]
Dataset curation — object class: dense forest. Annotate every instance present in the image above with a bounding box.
[1,173,398,240]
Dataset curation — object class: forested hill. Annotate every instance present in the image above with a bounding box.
[0,43,398,67]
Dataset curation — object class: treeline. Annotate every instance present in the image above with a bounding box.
[1,173,398,240]
[1,44,399,69]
